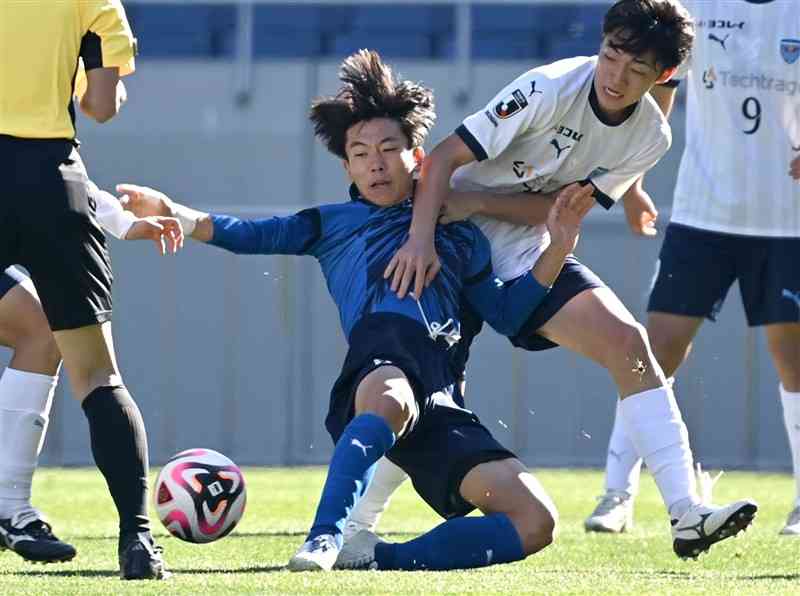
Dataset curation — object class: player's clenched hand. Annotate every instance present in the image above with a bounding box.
[790,155,800,181]
[125,217,184,255]
[384,236,441,300]
[545,183,594,254]
[622,184,658,236]
[439,193,480,225]
[116,183,175,218]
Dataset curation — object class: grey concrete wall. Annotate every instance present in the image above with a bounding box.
[18,59,790,470]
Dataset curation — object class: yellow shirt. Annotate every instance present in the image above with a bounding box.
[0,0,137,139]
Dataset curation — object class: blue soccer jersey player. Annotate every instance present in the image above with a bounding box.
[117,50,595,572]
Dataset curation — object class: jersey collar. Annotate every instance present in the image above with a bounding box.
[589,80,637,127]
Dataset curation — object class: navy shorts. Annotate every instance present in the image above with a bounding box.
[0,266,27,301]
[648,223,800,326]
[327,312,516,519]
[0,136,113,331]
[509,255,606,351]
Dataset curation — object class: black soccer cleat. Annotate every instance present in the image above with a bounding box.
[0,509,77,563]
[671,499,758,559]
[118,532,170,580]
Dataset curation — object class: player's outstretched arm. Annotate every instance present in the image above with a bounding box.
[90,182,184,254]
[386,134,475,299]
[116,184,213,242]
[530,182,594,287]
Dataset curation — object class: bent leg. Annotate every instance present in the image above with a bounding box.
[371,458,552,570]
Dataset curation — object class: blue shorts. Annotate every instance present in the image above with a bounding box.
[0,266,27,301]
[509,255,606,351]
[327,312,516,519]
[648,223,800,326]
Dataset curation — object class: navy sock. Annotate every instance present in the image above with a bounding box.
[374,513,525,570]
[81,385,150,537]
[307,413,395,543]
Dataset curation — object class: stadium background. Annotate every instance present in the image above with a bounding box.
[19,0,790,471]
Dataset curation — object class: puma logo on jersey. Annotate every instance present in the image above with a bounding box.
[529,80,543,97]
[550,138,570,159]
[708,33,730,51]
[350,439,373,457]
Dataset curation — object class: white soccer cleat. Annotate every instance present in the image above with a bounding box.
[671,499,757,559]
[342,518,375,543]
[334,529,385,569]
[584,490,634,533]
[287,534,340,572]
[778,505,800,536]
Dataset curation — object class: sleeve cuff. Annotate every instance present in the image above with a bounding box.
[583,180,615,210]
[455,124,488,162]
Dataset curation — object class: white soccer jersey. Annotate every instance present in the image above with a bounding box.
[672,0,800,237]
[453,57,671,281]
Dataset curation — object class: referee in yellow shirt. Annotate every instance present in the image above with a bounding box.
[0,1,167,580]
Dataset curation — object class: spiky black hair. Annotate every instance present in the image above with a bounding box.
[309,49,436,159]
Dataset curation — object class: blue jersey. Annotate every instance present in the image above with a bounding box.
[208,187,547,347]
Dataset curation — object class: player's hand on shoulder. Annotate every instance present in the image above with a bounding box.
[124,216,184,255]
[622,184,658,237]
[790,155,800,181]
[116,184,175,218]
[546,183,594,253]
[439,192,480,225]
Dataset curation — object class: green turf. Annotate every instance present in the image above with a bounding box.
[1,467,797,595]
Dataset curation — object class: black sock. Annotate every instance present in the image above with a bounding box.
[81,385,150,537]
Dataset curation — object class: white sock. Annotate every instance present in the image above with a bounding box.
[604,398,643,497]
[0,368,58,518]
[779,384,800,508]
[618,386,699,519]
[348,456,408,531]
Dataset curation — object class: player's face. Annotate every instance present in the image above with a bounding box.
[343,118,421,206]
[595,33,665,122]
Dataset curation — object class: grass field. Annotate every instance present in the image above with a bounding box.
[1,467,798,595]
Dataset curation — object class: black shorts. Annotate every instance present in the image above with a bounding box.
[0,266,27,301]
[509,255,606,351]
[648,223,800,326]
[327,312,516,519]
[0,136,113,331]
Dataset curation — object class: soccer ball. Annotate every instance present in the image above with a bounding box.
[153,448,247,543]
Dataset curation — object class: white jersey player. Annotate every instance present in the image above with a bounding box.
[356,0,759,560]
[588,0,800,537]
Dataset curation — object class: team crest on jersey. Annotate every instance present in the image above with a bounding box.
[780,39,800,65]
[494,89,528,119]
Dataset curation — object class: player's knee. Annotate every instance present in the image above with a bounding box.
[354,366,416,435]
[13,321,61,374]
[509,502,558,556]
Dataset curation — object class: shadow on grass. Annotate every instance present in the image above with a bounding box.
[12,564,286,577]
[72,530,422,540]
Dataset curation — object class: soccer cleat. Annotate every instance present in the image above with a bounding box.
[334,529,385,569]
[118,532,169,580]
[343,518,375,543]
[671,499,758,559]
[287,534,340,572]
[584,490,634,533]
[0,508,76,563]
[778,505,800,536]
